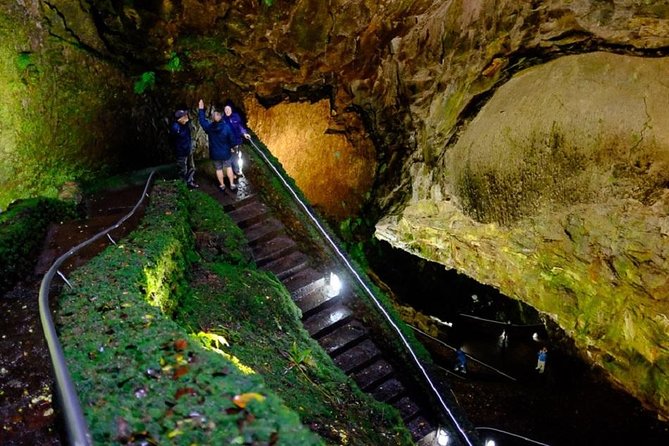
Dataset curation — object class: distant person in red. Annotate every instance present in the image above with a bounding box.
[223,102,251,179]
[198,99,236,192]
[169,109,198,189]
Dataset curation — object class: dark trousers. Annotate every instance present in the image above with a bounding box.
[176,153,195,184]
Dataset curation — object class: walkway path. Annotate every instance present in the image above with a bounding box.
[0,185,148,445]
[200,176,443,443]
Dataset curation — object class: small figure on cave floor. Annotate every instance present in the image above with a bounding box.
[536,346,548,374]
[170,109,198,189]
[454,347,467,374]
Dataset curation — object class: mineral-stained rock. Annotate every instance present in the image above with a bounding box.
[377,52,669,417]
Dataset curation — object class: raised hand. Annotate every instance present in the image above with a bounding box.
[198,99,204,110]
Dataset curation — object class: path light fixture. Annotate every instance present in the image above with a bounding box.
[485,440,496,446]
[436,427,450,445]
[327,272,342,297]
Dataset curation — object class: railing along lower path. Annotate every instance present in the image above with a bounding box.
[1,176,155,446]
[201,146,479,446]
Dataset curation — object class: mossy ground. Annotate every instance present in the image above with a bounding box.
[0,198,77,293]
[58,180,413,444]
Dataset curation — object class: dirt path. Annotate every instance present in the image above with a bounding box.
[0,185,147,445]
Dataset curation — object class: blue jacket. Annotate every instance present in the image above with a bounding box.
[224,112,248,146]
[169,121,191,157]
[199,109,234,161]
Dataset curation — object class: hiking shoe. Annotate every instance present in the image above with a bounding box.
[230,184,237,191]
[218,185,226,192]
[187,182,199,189]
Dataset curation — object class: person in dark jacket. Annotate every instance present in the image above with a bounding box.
[223,102,251,177]
[454,347,467,374]
[170,109,198,188]
[198,99,236,191]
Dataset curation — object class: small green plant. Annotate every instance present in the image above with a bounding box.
[262,0,275,6]
[195,329,230,352]
[133,71,156,94]
[287,341,315,371]
[165,52,182,72]
[16,51,33,70]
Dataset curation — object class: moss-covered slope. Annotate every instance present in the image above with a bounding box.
[57,181,411,445]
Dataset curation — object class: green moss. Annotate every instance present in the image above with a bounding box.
[134,71,156,94]
[58,182,319,445]
[185,190,253,266]
[0,6,139,209]
[0,198,77,293]
[175,262,412,446]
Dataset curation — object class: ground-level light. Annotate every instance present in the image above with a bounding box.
[327,272,342,297]
[436,427,450,445]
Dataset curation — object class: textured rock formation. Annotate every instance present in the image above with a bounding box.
[0,1,166,209]
[377,50,669,419]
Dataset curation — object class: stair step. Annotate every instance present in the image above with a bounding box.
[303,304,353,337]
[228,201,270,228]
[284,268,326,298]
[264,251,310,280]
[244,218,285,246]
[332,339,381,374]
[370,377,406,403]
[393,396,421,421]
[252,236,298,266]
[318,319,367,356]
[223,193,258,212]
[406,415,434,441]
[351,359,394,391]
[295,287,341,317]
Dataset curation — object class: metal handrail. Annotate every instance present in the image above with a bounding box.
[248,139,477,446]
[38,170,156,446]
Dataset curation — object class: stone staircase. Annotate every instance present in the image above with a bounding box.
[222,192,436,442]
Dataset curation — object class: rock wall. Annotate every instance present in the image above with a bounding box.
[375,9,669,418]
[0,1,169,209]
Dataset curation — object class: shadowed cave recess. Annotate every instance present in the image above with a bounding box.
[1,0,669,445]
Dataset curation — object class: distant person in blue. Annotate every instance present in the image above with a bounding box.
[198,99,236,192]
[223,102,251,178]
[536,346,548,374]
[170,109,198,189]
[454,347,467,374]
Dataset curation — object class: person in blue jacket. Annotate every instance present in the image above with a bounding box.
[536,346,548,374]
[454,347,467,374]
[198,99,236,191]
[223,102,251,178]
[169,109,198,189]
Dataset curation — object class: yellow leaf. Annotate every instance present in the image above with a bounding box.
[232,392,265,408]
[168,429,183,439]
